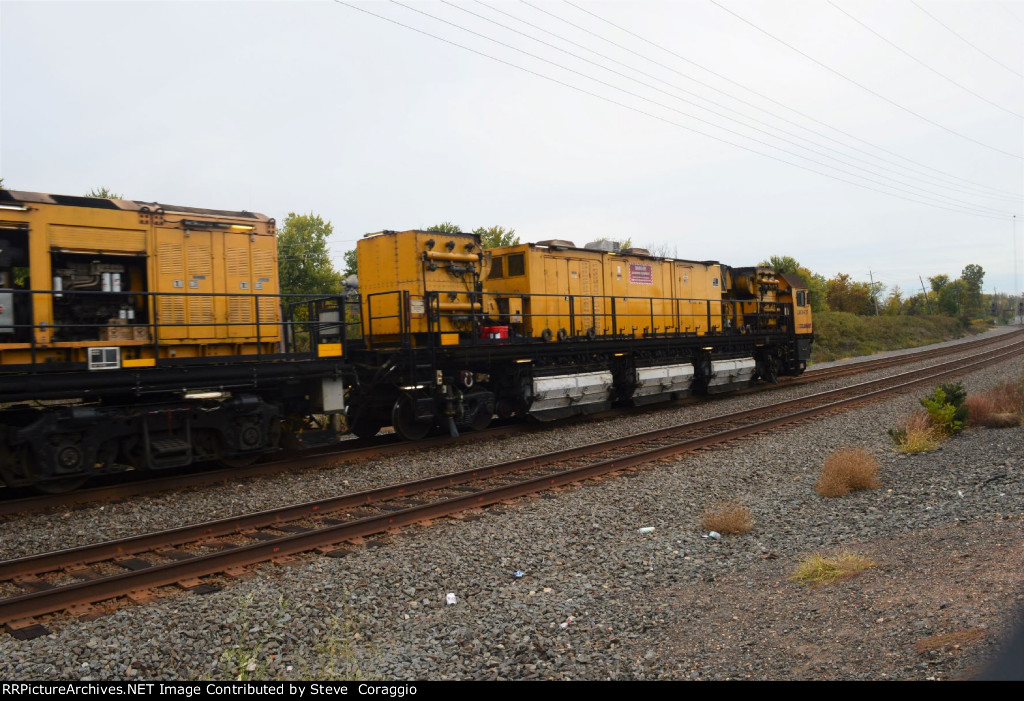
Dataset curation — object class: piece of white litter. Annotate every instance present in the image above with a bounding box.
[445,592,457,605]
[957,490,964,498]
[702,531,721,540]
[637,527,655,534]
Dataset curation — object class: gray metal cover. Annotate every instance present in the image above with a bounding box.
[0,292,13,333]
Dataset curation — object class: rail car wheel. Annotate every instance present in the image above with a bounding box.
[468,404,493,431]
[464,390,495,431]
[349,412,384,439]
[214,434,261,468]
[392,395,431,441]
[31,435,91,493]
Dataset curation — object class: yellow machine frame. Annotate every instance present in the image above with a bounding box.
[0,191,280,366]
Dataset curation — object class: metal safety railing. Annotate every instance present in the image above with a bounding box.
[0,288,361,370]
[413,289,791,347]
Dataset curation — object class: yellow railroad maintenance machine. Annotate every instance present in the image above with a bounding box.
[347,230,812,440]
[0,190,353,491]
[0,191,812,492]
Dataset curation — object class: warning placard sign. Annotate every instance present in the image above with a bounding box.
[629,263,653,285]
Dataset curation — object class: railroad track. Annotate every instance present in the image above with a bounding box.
[1,336,1020,638]
[796,329,1024,383]
[2,328,1021,517]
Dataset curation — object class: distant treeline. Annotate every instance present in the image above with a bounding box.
[763,256,1015,324]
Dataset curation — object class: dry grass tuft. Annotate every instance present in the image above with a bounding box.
[966,381,1024,428]
[890,411,944,453]
[700,503,754,535]
[965,394,1000,427]
[913,628,986,655]
[815,447,882,497]
[790,552,876,585]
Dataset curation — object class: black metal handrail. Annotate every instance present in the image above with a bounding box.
[416,289,791,347]
[0,288,360,370]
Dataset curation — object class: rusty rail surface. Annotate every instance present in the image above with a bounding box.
[1,339,1020,633]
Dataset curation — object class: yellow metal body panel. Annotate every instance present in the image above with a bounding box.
[775,274,813,335]
[357,230,482,339]
[0,192,280,363]
[317,343,343,357]
[440,333,460,346]
[485,243,723,339]
[50,225,147,253]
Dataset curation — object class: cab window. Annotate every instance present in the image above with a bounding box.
[796,290,807,307]
[507,253,525,277]
[489,256,504,279]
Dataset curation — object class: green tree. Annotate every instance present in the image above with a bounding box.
[473,225,519,249]
[342,249,358,279]
[936,279,966,316]
[825,273,875,315]
[903,292,928,316]
[762,255,827,312]
[0,178,6,189]
[960,263,985,316]
[426,222,463,234]
[928,274,950,295]
[277,212,344,296]
[85,186,123,199]
[882,285,903,316]
[427,222,519,248]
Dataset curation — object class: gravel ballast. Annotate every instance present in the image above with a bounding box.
[1,331,1022,680]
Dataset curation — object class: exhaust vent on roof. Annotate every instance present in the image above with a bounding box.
[584,240,620,252]
[536,239,575,249]
[50,194,122,210]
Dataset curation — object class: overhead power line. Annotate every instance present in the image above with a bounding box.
[828,0,1023,120]
[513,0,1022,204]
[557,0,1022,200]
[397,0,1008,215]
[451,0,1013,211]
[334,0,1012,221]
[910,0,1024,79]
[707,0,1023,160]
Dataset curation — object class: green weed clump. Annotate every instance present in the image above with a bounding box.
[889,382,970,453]
[888,411,943,453]
[920,382,968,435]
[214,592,375,681]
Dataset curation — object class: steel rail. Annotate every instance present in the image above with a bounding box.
[0,341,1020,627]
[4,337,1021,580]
[5,329,1020,517]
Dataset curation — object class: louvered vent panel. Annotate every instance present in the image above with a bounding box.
[159,243,182,275]
[188,245,212,275]
[230,297,253,323]
[252,249,274,278]
[227,248,250,277]
[159,297,185,326]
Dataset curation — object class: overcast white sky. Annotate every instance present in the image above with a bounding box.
[2,0,1022,299]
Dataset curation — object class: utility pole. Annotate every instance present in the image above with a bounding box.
[868,270,880,315]
[1015,215,1020,324]
[919,275,930,314]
